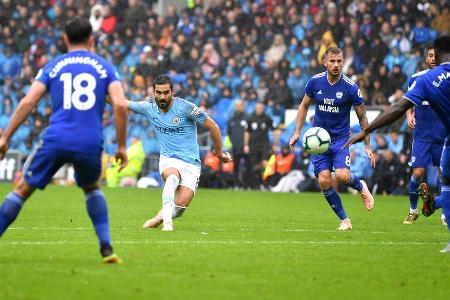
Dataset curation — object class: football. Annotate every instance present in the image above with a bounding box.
[302,127,331,154]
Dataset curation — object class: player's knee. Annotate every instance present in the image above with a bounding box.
[165,174,180,188]
[82,182,100,194]
[172,205,186,219]
[335,172,350,184]
[412,169,425,181]
[318,175,332,190]
[13,179,35,200]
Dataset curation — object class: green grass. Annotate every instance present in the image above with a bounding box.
[0,183,449,300]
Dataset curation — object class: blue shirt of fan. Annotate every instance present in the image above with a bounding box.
[305,72,364,140]
[128,97,208,166]
[404,62,450,145]
[408,69,447,143]
[35,50,120,154]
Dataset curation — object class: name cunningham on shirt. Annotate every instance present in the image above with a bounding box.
[49,56,108,79]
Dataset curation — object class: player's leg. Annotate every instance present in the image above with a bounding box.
[0,145,62,237]
[313,151,351,230]
[160,168,181,231]
[404,167,424,224]
[74,152,120,263]
[439,145,450,253]
[0,179,35,237]
[333,144,374,211]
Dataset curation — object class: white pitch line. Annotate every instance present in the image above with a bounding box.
[0,240,444,246]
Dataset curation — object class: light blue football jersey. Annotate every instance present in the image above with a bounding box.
[128,97,208,166]
[35,50,120,154]
[305,72,364,140]
[404,62,450,145]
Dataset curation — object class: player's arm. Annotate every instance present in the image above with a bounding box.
[289,95,312,151]
[354,104,376,167]
[0,81,47,159]
[344,98,414,147]
[108,81,128,171]
[203,116,232,162]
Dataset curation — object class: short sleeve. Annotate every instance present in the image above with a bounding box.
[184,100,207,124]
[128,101,151,116]
[304,78,314,97]
[351,84,364,106]
[104,62,121,86]
[35,67,50,88]
[403,78,425,106]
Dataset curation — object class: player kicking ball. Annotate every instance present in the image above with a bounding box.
[118,75,231,231]
[0,18,128,263]
[289,46,376,231]
[345,35,450,253]
[403,47,447,225]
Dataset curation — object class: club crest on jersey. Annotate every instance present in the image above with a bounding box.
[336,92,343,99]
[172,116,181,125]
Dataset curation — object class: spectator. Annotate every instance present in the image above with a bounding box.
[389,27,412,54]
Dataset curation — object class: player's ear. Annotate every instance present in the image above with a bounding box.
[88,35,95,51]
[63,33,69,47]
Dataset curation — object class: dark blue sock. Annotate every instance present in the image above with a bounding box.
[323,187,348,220]
[85,189,110,246]
[409,176,421,210]
[347,174,363,192]
[435,196,442,209]
[0,192,25,237]
[441,186,450,231]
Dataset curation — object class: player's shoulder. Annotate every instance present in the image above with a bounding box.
[310,71,326,80]
[342,74,356,86]
[411,69,430,79]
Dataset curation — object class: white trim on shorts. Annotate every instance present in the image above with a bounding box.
[22,139,44,176]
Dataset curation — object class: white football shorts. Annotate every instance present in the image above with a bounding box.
[159,155,201,193]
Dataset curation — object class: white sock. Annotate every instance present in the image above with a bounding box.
[410,208,418,214]
[162,174,180,223]
[442,214,446,220]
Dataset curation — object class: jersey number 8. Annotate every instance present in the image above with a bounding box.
[60,72,97,110]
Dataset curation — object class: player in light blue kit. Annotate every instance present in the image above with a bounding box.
[0,18,128,263]
[403,47,448,225]
[289,46,376,231]
[346,35,450,253]
[124,75,231,231]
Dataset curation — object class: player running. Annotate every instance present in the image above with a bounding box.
[0,17,128,263]
[345,35,450,253]
[403,47,448,225]
[289,46,376,231]
[122,75,231,231]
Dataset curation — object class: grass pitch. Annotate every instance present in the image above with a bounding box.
[0,183,449,300]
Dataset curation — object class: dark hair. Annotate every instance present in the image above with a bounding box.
[153,75,173,89]
[433,34,450,54]
[65,17,92,44]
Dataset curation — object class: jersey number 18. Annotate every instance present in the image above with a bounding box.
[60,72,97,110]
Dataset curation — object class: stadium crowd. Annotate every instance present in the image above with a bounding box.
[0,0,448,193]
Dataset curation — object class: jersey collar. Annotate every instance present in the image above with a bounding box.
[326,73,342,86]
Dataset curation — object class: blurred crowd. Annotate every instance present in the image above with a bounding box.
[0,0,448,193]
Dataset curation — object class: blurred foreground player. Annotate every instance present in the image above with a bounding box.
[345,35,450,253]
[0,17,128,263]
[403,47,447,225]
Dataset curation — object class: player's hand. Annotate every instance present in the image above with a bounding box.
[289,133,300,152]
[0,138,9,160]
[217,151,232,163]
[343,129,368,149]
[406,113,415,129]
[243,145,250,154]
[115,147,128,172]
[365,146,376,168]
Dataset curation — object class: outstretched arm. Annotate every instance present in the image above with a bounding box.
[0,81,47,159]
[344,98,414,148]
[289,95,312,151]
[203,116,232,162]
[354,104,376,167]
[108,81,128,171]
